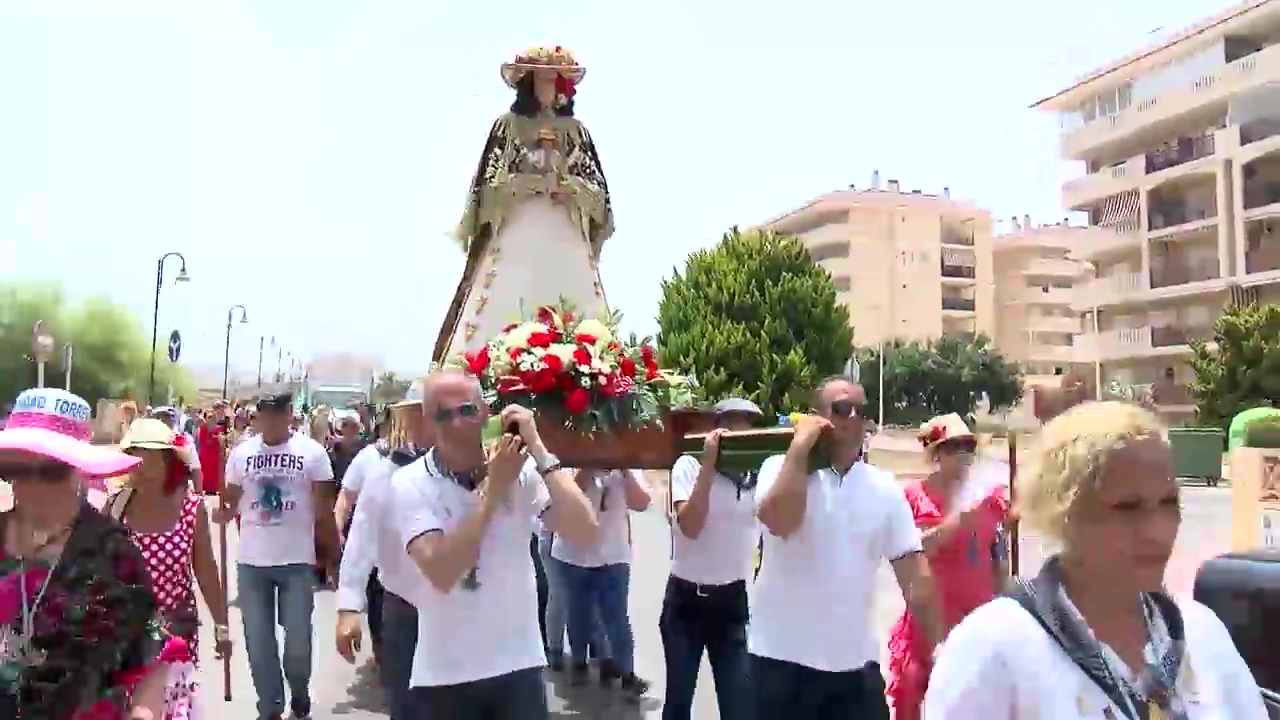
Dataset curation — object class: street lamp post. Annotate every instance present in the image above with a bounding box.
[148,252,190,405]
[221,305,250,400]
[32,322,55,389]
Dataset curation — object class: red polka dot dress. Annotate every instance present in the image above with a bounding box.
[125,492,202,720]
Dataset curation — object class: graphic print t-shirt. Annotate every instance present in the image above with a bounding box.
[226,433,334,567]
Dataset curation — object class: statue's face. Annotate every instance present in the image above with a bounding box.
[532,68,558,105]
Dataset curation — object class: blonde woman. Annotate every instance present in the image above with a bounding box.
[925,402,1267,720]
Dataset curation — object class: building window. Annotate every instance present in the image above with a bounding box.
[832,275,851,292]
[808,241,851,263]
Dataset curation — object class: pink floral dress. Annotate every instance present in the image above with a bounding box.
[117,492,203,720]
[886,479,1009,720]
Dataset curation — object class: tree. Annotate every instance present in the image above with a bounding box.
[372,371,412,405]
[854,334,1023,426]
[1189,301,1280,427]
[656,227,854,419]
[0,280,194,409]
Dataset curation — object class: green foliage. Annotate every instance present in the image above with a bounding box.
[855,334,1023,426]
[1188,302,1280,428]
[656,227,854,420]
[372,371,412,405]
[0,280,194,409]
[1244,416,1280,449]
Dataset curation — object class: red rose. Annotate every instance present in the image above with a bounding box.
[527,331,553,349]
[619,357,638,377]
[558,373,578,391]
[530,368,558,393]
[575,333,597,345]
[639,345,656,362]
[543,354,564,373]
[555,75,576,99]
[507,347,523,363]
[465,347,491,375]
[645,366,660,381]
[571,347,592,367]
[564,387,591,414]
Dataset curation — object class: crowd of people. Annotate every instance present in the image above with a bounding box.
[0,370,1270,719]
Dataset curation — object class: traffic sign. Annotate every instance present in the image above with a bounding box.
[167,330,182,363]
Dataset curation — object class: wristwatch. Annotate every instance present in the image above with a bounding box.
[535,452,562,476]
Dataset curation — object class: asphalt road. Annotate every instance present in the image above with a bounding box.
[193,484,1234,719]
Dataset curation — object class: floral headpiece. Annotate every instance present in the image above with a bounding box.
[917,412,974,451]
[501,45,587,96]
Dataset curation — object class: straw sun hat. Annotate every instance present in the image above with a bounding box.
[501,45,586,89]
[917,413,976,455]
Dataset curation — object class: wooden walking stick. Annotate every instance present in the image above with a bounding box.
[1008,432,1020,576]
[219,431,234,702]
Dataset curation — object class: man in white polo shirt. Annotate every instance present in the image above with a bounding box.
[393,369,600,719]
[752,377,943,719]
[335,394,431,720]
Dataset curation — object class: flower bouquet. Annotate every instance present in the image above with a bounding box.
[460,301,709,468]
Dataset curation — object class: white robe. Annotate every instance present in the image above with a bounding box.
[448,196,607,357]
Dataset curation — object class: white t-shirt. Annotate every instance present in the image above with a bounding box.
[393,454,551,687]
[226,433,334,567]
[551,470,641,568]
[669,456,757,586]
[924,596,1269,720]
[749,456,922,672]
[340,443,384,495]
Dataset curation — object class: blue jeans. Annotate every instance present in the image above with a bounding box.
[558,560,634,674]
[538,534,568,652]
[659,577,750,720]
[238,563,316,720]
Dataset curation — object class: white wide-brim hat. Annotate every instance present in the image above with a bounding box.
[917,412,976,452]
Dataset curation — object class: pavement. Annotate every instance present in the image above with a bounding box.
[192,484,1234,719]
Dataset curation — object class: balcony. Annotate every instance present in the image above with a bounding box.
[1144,133,1216,174]
[1024,257,1082,278]
[1026,344,1078,363]
[1246,246,1280,274]
[1070,226,1143,260]
[1059,42,1280,158]
[1028,314,1081,334]
[1151,324,1215,347]
[1148,201,1217,232]
[1075,326,1153,361]
[1150,261,1220,289]
[941,296,976,312]
[1244,181,1280,212]
[1062,157,1145,209]
[1023,286,1073,305]
[941,229,974,246]
[940,263,976,280]
[1071,272,1148,309]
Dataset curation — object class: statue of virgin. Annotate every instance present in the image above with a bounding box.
[433,46,613,362]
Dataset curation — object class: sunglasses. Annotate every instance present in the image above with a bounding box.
[433,402,481,423]
[828,399,866,419]
[0,462,72,483]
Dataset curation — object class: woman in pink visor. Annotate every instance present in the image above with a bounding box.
[0,388,179,719]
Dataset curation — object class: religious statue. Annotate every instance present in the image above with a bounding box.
[433,46,613,363]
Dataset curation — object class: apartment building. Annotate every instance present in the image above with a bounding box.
[759,173,995,347]
[1035,0,1280,418]
[992,218,1092,381]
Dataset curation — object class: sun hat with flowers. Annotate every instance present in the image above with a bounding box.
[501,45,586,90]
[917,412,976,453]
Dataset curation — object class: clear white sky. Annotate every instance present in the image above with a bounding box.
[0,0,1226,379]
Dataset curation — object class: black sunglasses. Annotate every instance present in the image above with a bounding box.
[433,403,481,423]
[937,437,978,454]
[828,399,866,419]
[0,462,73,483]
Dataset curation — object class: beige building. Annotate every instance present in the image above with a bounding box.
[992,219,1092,380]
[759,173,995,347]
[1035,0,1280,416]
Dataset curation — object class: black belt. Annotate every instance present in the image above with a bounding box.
[670,576,746,598]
